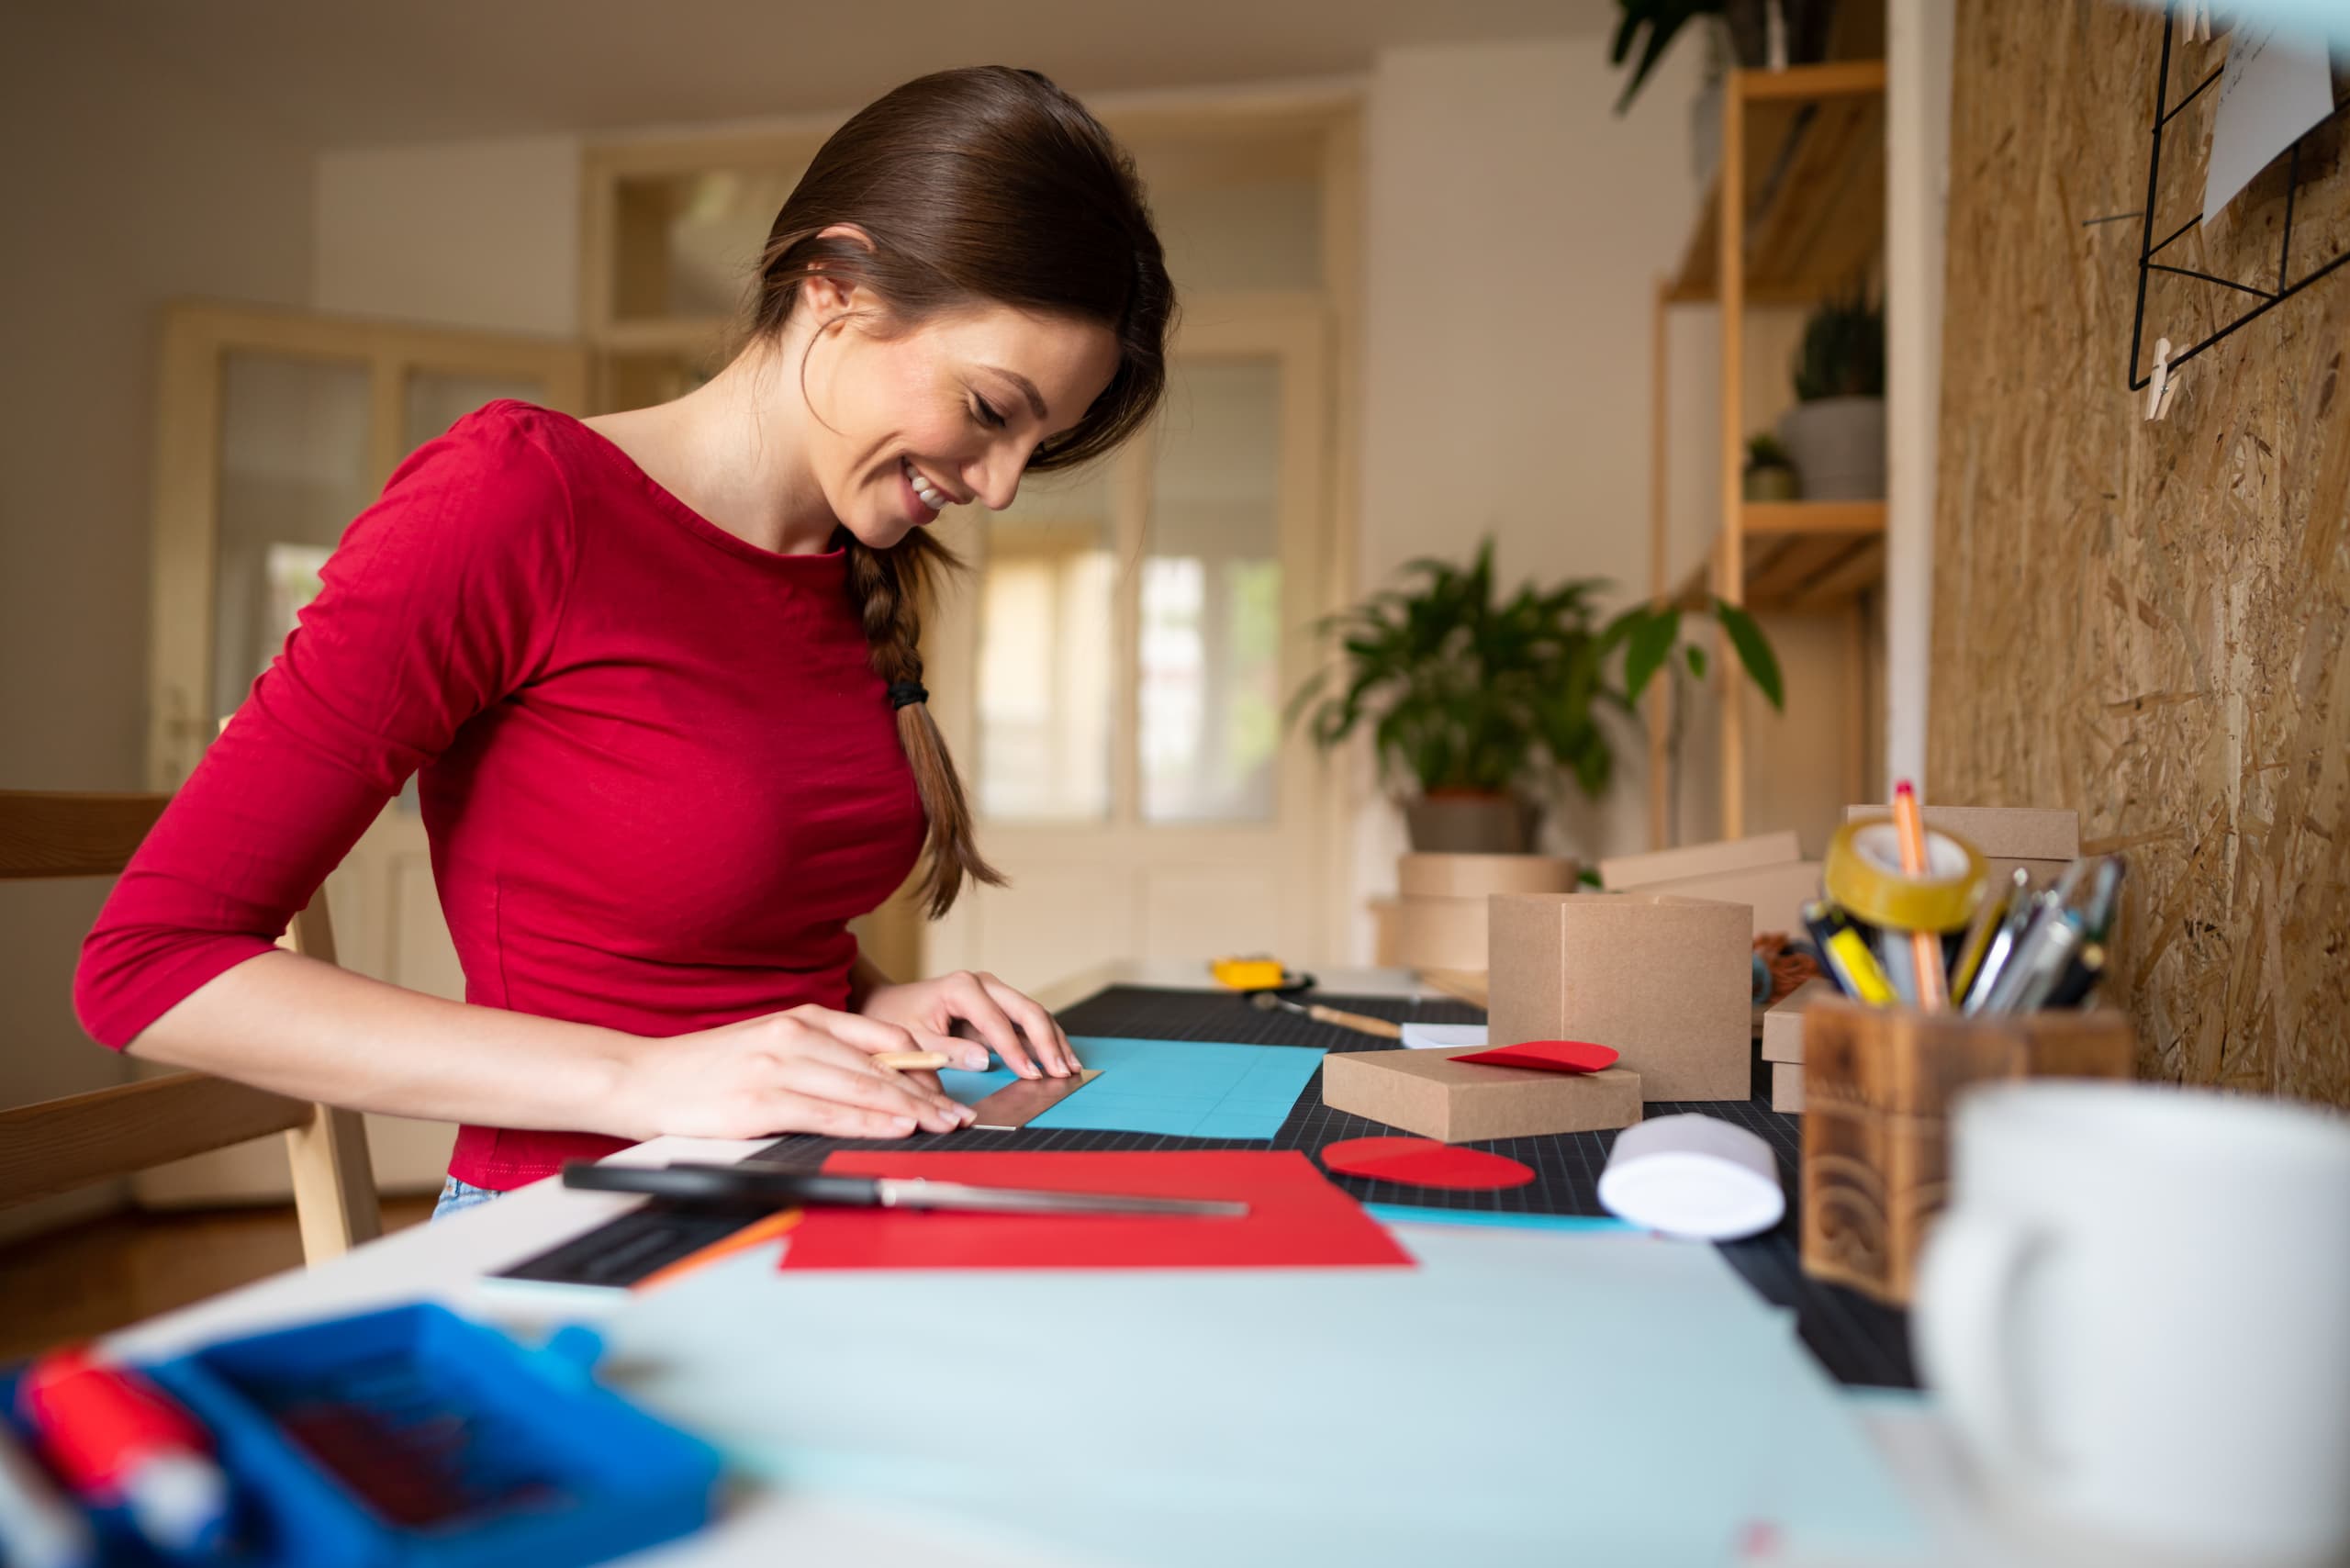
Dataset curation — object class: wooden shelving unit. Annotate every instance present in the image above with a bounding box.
[1648,60,1888,847]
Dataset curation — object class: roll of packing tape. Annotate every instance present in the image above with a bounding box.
[1825,817,1986,933]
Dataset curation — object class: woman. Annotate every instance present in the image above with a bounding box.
[73,67,1177,1220]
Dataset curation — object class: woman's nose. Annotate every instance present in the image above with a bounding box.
[966,444,1031,511]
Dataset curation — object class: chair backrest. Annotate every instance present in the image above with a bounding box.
[0,788,382,1263]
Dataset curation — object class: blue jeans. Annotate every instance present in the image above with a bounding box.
[431,1175,502,1222]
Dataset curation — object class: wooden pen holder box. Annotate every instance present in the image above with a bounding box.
[1798,999,2133,1305]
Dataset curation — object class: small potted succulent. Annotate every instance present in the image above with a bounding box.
[1778,286,1886,500]
[1742,432,1800,502]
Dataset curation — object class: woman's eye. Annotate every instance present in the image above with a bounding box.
[968,396,1006,430]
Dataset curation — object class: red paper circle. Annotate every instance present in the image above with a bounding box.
[1319,1137,1538,1191]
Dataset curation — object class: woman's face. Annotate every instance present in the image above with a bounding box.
[801,287,1123,550]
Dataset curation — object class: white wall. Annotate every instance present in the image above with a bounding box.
[1351,36,1706,949]
[314,136,581,334]
[0,17,316,1242]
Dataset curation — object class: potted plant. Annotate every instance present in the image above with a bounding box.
[1601,595,1785,847]
[1742,432,1799,502]
[1610,0,1844,116]
[1289,541,1622,854]
[1778,286,1886,500]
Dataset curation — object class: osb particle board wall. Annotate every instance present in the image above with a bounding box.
[1933,0,2349,1104]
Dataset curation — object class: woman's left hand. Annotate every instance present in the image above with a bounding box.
[856,970,1080,1080]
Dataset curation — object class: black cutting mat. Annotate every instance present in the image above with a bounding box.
[505,984,1913,1388]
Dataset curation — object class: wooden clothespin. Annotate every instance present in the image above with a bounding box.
[2146,337,2181,421]
[2178,1,2212,42]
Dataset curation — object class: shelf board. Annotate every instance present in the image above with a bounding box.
[1667,62,1887,306]
[1673,500,1886,612]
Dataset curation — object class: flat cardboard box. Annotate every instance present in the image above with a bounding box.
[1487,892,1751,1103]
[1842,804,2079,888]
[1772,1062,1806,1114]
[1597,832,1802,890]
[1600,833,1820,939]
[1399,852,1580,899]
[1762,976,1836,1063]
[1395,894,1488,970]
[1321,1047,1643,1142]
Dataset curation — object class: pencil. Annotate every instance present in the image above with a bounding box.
[1893,781,1949,1011]
[872,1051,952,1074]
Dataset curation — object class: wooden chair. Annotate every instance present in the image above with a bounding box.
[0,789,383,1263]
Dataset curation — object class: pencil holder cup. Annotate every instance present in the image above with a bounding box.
[1797,999,2133,1305]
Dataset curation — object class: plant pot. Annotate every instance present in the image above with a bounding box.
[1742,465,1800,503]
[1777,397,1886,501]
[1404,792,1542,854]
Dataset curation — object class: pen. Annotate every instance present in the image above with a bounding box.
[1950,870,2023,1002]
[2044,942,2108,1008]
[1964,884,2047,1014]
[21,1349,232,1558]
[1980,905,2082,1015]
[0,1421,94,1568]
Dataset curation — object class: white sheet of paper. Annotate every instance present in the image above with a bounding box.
[2203,22,2336,228]
[1398,1022,1486,1050]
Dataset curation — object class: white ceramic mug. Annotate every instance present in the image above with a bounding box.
[1915,1081,2350,1566]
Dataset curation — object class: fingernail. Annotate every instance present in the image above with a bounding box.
[964,1052,990,1071]
[892,1115,916,1131]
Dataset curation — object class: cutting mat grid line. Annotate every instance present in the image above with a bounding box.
[510,986,1911,1387]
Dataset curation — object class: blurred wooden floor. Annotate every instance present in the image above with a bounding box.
[0,1196,435,1361]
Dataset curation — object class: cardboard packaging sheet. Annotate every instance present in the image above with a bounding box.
[1487,892,1752,1103]
[1321,1047,1643,1142]
[1599,832,1822,939]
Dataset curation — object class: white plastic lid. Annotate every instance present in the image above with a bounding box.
[1597,1114,1785,1240]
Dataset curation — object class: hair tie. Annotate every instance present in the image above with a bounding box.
[887,680,929,710]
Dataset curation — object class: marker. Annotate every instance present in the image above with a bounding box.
[1802,901,1897,1005]
[21,1349,232,1557]
[0,1422,94,1568]
[2045,942,2108,1008]
[1963,884,2047,1015]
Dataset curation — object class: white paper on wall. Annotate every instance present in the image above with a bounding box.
[2202,22,2337,229]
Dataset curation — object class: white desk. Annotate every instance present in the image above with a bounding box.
[96,963,2023,1567]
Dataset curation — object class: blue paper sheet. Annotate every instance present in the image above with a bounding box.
[605,1225,1924,1567]
[939,1036,1324,1140]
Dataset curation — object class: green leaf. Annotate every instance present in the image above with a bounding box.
[1714,599,1785,711]
[1684,643,1707,679]
[1621,607,1681,703]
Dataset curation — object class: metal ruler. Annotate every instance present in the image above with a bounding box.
[965,1069,1102,1131]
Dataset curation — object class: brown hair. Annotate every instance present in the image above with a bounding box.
[748,66,1175,919]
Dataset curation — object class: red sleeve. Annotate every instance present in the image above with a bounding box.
[73,404,577,1049]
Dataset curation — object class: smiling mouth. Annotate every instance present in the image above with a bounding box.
[900,454,958,515]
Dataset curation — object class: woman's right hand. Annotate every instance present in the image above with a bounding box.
[612,1003,977,1141]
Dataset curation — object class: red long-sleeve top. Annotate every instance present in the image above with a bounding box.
[73,400,926,1189]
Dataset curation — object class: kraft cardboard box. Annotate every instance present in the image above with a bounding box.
[1762,976,1836,1064]
[1395,894,1489,970]
[1487,892,1751,1103]
[1392,854,1582,972]
[1321,1047,1643,1142]
[1773,1062,1807,1114]
[1841,804,2079,889]
[1598,832,1822,940]
[1399,853,1580,899]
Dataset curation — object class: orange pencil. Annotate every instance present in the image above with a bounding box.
[1892,780,1948,1010]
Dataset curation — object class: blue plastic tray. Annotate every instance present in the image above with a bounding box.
[3,1303,722,1567]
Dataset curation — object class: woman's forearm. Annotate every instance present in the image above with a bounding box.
[124,950,651,1139]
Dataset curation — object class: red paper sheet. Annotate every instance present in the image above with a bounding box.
[1449,1038,1619,1073]
[780,1150,1414,1271]
[1318,1137,1537,1191]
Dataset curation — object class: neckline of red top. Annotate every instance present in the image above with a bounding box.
[504,399,852,575]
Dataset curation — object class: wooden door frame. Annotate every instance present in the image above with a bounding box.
[148,301,588,792]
